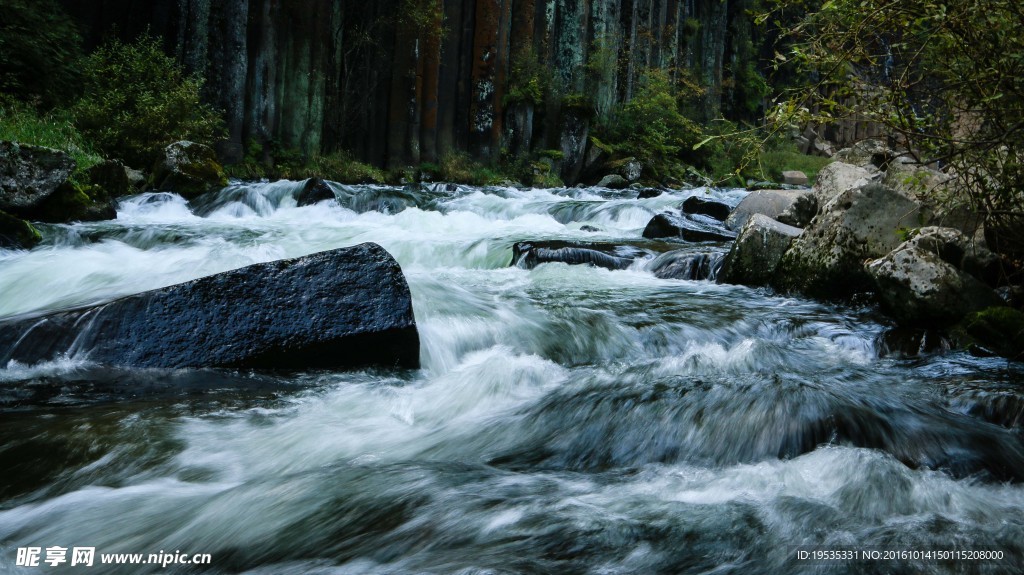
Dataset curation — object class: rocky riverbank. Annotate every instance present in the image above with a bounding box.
[715,140,1023,360]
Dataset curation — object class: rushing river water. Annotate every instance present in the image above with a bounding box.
[1,181,1023,574]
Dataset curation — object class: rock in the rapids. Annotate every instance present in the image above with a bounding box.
[636,188,664,199]
[725,189,816,230]
[718,214,802,287]
[86,159,135,198]
[596,174,629,189]
[511,241,651,271]
[296,178,336,206]
[152,141,229,199]
[682,196,731,221]
[30,182,117,223]
[867,230,1004,327]
[812,161,876,208]
[958,307,1024,361]
[0,243,420,370]
[781,170,809,186]
[642,213,736,243]
[646,250,725,280]
[0,141,76,214]
[0,210,41,249]
[774,183,924,298]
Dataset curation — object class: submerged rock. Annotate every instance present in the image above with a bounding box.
[681,196,731,221]
[511,241,653,271]
[152,141,228,199]
[642,213,736,243]
[867,227,1003,327]
[0,243,420,370]
[296,178,337,206]
[718,214,802,287]
[725,189,816,230]
[0,141,76,214]
[646,250,725,280]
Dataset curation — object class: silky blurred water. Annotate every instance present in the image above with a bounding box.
[0,181,1022,574]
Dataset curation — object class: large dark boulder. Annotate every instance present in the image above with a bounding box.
[0,243,420,370]
[0,141,76,214]
[642,213,736,243]
[152,141,229,199]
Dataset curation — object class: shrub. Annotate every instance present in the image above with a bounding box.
[72,36,225,168]
[607,69,707,181]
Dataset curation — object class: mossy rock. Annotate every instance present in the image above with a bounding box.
[957,306,1024,360]
[0,210,41,249]
[153,141,229,199]
[31,182,116,223]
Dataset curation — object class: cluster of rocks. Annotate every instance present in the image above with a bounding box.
[0,140,228,250]
[715,139,1022,359]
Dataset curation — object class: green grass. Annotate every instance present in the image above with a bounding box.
[0,101,102,174]
[755,144,832,185]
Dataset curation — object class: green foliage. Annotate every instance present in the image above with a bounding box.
[307,153,387,184]
[754,138,831,183]
[73,36,226,168]
[505,48,548,106]
[0,97,101,178]
[766,0,1024,240]
[438,152,508,186]
[398,0,445,39]
[605,69,707,182]
[0,0,84,109]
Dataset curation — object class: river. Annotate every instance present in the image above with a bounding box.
[1,181,1022,574]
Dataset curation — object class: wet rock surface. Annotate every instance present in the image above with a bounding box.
[0,141,76,214]
[719,214,802,287]
[642,212,736,243]
[0,243,420,370]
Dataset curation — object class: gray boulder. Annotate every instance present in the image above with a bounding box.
[812,161,877,209]
[726,189,817,230]
[832,139,897,169]
[0,141,76,214]
[867,227,1003,326]
[782,170,809,186]
[774,182,924,298]
[0,243,420,370]
[718,214,802,287]
[152,141,229,199]
[597,174,629,189]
